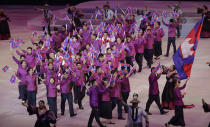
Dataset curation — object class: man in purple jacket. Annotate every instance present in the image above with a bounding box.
[145,67,168,115]
[162,18,178,57]
[87,79,106,127]
[60,72,77,117]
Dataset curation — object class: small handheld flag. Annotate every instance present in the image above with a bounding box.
[152,62,161,73]
[2,65,9,72]
[10,75,16,84]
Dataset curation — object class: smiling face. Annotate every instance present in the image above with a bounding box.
[49,77,55,84]
[22,61,27,68]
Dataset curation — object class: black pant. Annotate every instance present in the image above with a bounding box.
[18,85,27,101]
[48,97,57,118]
[111,97,122,118]
[27,91,36,106]
[61,93,75,116]
[166,37,176,56]
[169,106,185,126]
[35,65,44,84]
[135,53,144,72]
[176,26,181,38]
[144,49,153,68]
[75,85,86,108]
[145,94,163,113]
[122,92,129,112]
[88,106,104,127]
[153,41,162,57]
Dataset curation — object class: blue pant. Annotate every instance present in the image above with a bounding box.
[27,91,36,106]
[111,97,122,118]
[18,85,27,101]
[61,93,74,116]
[48,97,57,118]
[166,37,176,56]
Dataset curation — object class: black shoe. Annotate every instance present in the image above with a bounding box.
[164,55,169,57]
[61,113,64,116]
[74,99,78,104]
[70,113,77,117]
[161,111,168,115]
[165,123,169,127]
[118,117,125,120]
[79,106,84,110]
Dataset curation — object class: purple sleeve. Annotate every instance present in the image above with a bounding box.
[16,50,24,56]
[46,110,56,124]
[179,83,186,90]
[12,56,21,65]
[162,20,169,27]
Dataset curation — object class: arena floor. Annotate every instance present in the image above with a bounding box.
[0,1,210,127]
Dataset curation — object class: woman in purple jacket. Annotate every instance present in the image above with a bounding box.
[16,60,28,102]
[26,68,37,106]
[87,79,106,127]
[165,78,189,127]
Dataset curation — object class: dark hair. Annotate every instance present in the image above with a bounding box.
[203,5,208,10]
[111,70,117,75]
[169,19,174,23]
[54,27,58,31]
[39,100,45,104]
[76,62,81,65]
[98,53,104,58]
[38,40,44,45]
[96,66,101,71]
[20,55,25,59]
[33,43,38,46]
[21,60,26,65]
[92,34,97,37]
[27,68,32,73]
[172,65,176,71]
[73,35,78,40]
[107,48,112,51]
[27,47,32,50]
[157,21,161,26]
[90,79,96,85]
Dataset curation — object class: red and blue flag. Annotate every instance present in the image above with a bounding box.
[173,17,204,80]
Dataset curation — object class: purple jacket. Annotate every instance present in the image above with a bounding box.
[149,72,161,95]
[121,77,130,93]
[110,78,122,98]
[98,84,111,102]
[45,81,59,98]
[91,40,101,51]
[162,20,178,37]
[153,27,164,42]
[16,66,28,85]
[26,74,37,91]
[87,86,99,107]
[12,56,22,67]
[60,77,72,94]
[125,41,135,57]
[71,41,81,54]
[174,84,186,106]
[135,36,144,53]
[144,33,155,50]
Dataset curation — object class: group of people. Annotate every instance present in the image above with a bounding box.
[10,2,209,127]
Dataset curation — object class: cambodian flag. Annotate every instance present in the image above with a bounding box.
[173,17,204,80]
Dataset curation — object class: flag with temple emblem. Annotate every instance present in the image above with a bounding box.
[173,17,204,80]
